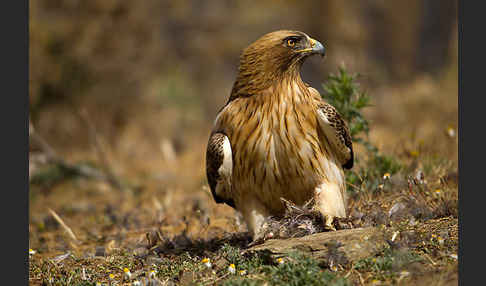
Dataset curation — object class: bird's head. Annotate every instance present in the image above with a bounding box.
[246,30,325,67]
[232,30,325,97]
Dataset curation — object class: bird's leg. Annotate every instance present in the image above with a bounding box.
[237,197,271,241]
[314,182,346,231]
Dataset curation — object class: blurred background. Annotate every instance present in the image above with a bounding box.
[29,0,458,249]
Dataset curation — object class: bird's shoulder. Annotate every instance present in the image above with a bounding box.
[305,86,354,169]
[305,86,342,119]
[213,89,270,129]
[306,85,325,102]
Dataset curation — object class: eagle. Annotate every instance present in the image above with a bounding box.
[206,30,353,239]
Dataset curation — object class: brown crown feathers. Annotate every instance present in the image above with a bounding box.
[228,30,325,103]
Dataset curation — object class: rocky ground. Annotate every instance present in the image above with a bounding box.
[29,71,458,285]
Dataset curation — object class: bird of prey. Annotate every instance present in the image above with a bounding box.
[206,30,353,239]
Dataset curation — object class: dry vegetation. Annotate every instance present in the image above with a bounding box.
[29,1,457,285]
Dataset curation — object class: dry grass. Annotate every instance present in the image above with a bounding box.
[29,65,457,285]
[29,3,457,284]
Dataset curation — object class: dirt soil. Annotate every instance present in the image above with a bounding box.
[29,73,458,286]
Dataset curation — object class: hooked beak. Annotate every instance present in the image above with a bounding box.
[296,37,326,57]
[311,39,325,57]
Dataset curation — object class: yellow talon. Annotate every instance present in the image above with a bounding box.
[325,215,336,231]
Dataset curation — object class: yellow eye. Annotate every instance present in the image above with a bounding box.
[287,39,296,47]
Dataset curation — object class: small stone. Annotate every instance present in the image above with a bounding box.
[133,247,149,257]
[95,246,106,257]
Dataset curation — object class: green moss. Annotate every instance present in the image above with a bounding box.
[224,251,350,286]
[354,247,422,281]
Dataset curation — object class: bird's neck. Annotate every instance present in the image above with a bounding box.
[230,66,308,102]
[279,67,307,92]
[272,71,311,102]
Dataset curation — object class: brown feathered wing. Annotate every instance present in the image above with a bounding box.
[206,132,235,207]
[310,88,354,169]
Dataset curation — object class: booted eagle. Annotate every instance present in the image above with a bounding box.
[206,30,353,239]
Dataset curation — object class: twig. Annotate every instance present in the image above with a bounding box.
[423,253,437,266]
[354,269,365,286]
[78,109,111,171]
[30,123,107,181]
[344,263,354,278]
[30,120,127,191]
[280,197,304,213]
[48,208,79,243]
[201,273,230,286]
[29,121,58,161]
[346,181,361,192]
[77,109,129,192]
